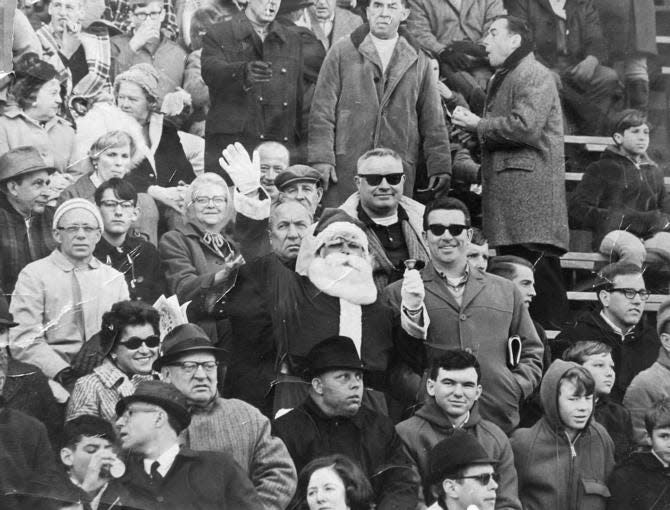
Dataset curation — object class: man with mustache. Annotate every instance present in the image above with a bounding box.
[555,262,661,403]
[273,335,419,509]
[383,196,543,434]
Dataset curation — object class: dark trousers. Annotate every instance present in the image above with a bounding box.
[497,244,569,331]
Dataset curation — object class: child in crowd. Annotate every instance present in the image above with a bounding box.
[607,399,670,510]
[511,360,614,510]
[569,109,670,267]
[563,341,633,462]
[624,298,670,446]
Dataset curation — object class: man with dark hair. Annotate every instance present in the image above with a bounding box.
[383,196,543,433]
[397,349,521,509]
[506,0,621,135]
[273,335,419,510]
[115,380,263,509]
[452,14,569,331]
[424,429,499,510]
[466,227,489,271]
[0,146,57,295]
[555,262,660,402]
[93,177,164,303]
[308,0,451,206]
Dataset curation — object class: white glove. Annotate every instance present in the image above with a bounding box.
[401,269,424,311]
[219,142,261,194]
[161,87,192,116]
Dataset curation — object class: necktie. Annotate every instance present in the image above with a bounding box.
[70,270,86,340]
[150,461,162,483]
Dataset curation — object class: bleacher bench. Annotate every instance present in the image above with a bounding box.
[564,135,611,152]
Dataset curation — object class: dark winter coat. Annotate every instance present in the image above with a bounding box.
[94,234,164,303]
[554,310,661,402]
[607,451,670,510]
[511,360,615,510]
[273,397,419,510]
[122,448,263,510]
[594,0,657,60]
[201,12,303,151]
[477,51,568,252]
[396,400,521,509]
[594,396,633,464]
[308,24,451,205]
[569,146,670,249]
[505,0,609,67]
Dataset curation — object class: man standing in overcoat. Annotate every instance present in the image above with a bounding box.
[452,15,569,329]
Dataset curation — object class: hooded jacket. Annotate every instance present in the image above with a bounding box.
[511,360,615,510]
[396,399,521,510]
[554,310,660,402]
[569,145,669,249]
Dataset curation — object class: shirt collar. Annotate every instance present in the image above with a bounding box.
[599,310,634,338]
[652,449,670,468]
[357,203,407,228]
[435,261,470,287]
[50,248,101,271]
[143,442,181,477]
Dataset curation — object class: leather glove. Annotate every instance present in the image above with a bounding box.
[245,61,272,85]
[440,48,472,71]
[450,40,487,59]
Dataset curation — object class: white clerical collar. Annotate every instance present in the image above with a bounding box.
[143,443,180,477]
[372,213,398,226]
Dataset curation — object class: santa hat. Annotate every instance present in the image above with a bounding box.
[312,209,369,253]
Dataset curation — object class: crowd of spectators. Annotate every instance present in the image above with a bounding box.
[0,0,668,508]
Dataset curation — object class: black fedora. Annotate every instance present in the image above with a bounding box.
[305,335,366,379]
[116,380,191,432]
[152,323,227,371]
[426,428,496,485]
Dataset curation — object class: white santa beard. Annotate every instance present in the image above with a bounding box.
[308,253,377,305]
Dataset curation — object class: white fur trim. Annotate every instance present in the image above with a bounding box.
[234,188,271,221]
[313,221,368,253]
[339,299,362,355]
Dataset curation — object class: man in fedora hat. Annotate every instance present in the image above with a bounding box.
[115,379,262,509]
[425,428,499,510]
[273,335,419,510]
[0,145,58,294]
[156,323,297,510]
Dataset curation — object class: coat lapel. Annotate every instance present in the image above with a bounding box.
[381,37,417,106]
[460,269,486,310]
[423,263,460,311]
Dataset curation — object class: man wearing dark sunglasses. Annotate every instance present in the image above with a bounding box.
[425,428,499,510]
[339,148,430,291]
[383,196,543,434]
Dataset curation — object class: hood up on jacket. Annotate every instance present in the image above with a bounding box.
[540,359,595,433]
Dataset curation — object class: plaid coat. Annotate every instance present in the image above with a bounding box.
[0,196,56,295]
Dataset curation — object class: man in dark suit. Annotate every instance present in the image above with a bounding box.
[115,380,262,509]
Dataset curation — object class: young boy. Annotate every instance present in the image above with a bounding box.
[607,399,670,510]
[569,109,670,267]
[25,415,131,509]
[623,298,670,446]
[511,360,614,510]
[563,341,633,462]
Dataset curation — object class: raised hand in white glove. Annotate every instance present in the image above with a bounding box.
[161,87,192,116]
[401,268,425,311]
[219,142,261,195]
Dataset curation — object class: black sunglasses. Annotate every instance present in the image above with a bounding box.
[118,335,160,350]
[457,472,500,485]
[427,224,469,237]
[357,173,404,186]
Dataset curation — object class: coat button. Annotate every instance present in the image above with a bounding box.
[281,67,287,74]
[260,134,265,139]
[148,173,155,178]
[283,102,288,107]
[459,314,467,321]
[259,96,263,102]
[156,496,164,503]
[283,137,288,142]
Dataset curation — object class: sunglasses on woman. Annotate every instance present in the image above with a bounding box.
[426,224,469,237]
[118,335,160,350]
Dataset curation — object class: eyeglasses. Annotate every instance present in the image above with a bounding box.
[191,196,228,207]
[357,173,404,186]
[608,288,651,301]
[167,361,219,374]
[133,10,163,20]
[118,335,160,350]
[57,225,100,235]
[457,472,500,486]
[426,224,469,237]
[100,200,135,210]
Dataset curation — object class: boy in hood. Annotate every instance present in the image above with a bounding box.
[511,360,614,510]
[607,399,670,510]
[569,109,670,267]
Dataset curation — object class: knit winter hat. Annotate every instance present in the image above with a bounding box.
[658,298,670,335]
[53,198,104,230]
[114,63,160,103]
